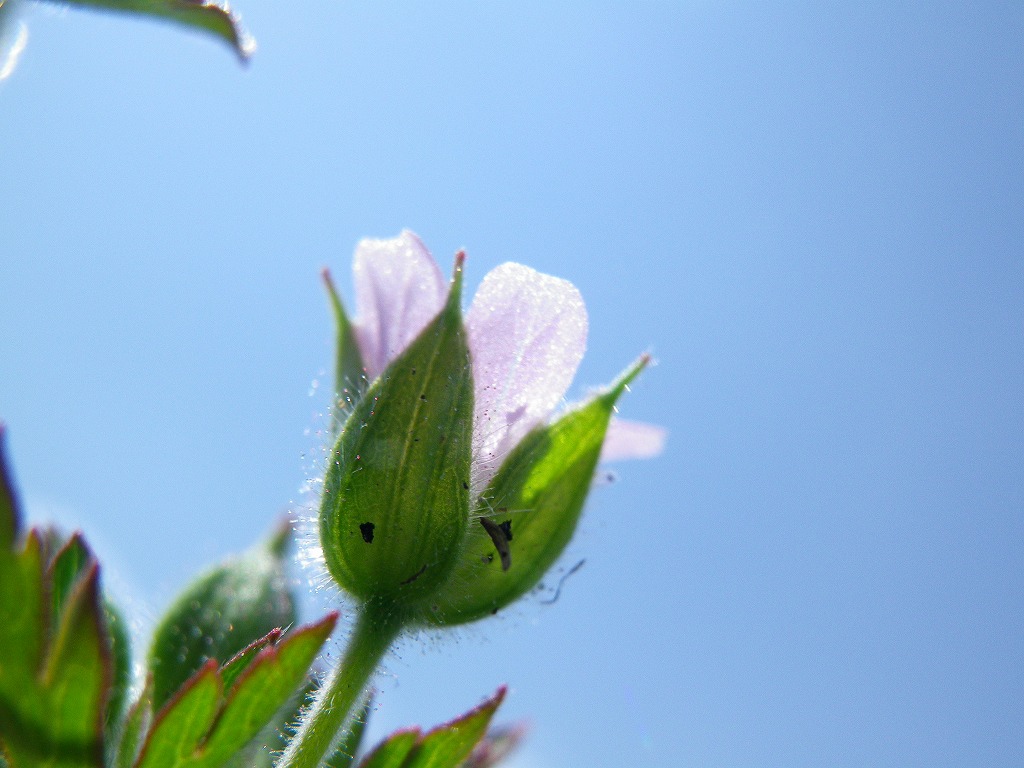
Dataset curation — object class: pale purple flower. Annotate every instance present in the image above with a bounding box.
[347,230,664,496]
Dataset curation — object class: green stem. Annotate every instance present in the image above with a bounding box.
[277,601,405,768]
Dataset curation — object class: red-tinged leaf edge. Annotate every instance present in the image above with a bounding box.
[407,686,506,766]
[0,424,22,550]
[424,686,506,740]
[223,613,337,698]
[218,627,283,692]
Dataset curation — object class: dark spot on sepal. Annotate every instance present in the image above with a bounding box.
[359,522,375,543]
[462,481,469,490]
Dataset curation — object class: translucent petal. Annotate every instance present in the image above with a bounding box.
[466,263,587,494]
[352,231,447,380]
[599,418,667,462]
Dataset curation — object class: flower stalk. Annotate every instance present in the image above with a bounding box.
[276,600,406,768]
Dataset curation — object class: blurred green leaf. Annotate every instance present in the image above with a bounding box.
[113,680,152,768]
[148,525,298,711]
[49,533,91,628]
[0,553,112,767]
[135,614,337,768]
[38,0,252,60]
[357,689,505,768]
[104,599,133,746]
[0,435,114,768]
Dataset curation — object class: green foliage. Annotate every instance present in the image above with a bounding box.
[147,524,297,711]
[0,430,113,768]
[425,356,650,625]
[0,432,522,768]
[358,688,506,768]
[320,264,474,609]
[38,0,250,59]
[134,615,336,768]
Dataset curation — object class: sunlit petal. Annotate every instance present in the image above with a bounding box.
[466,262,587,493]
[352,231,447,380]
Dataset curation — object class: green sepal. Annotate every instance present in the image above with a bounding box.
[423,356,649,626]
[135,613,337,768]
[358,688,505,768]
[320,259,474,609]
[323,268,367,431]
[147,525,297,711]
[36,0,252,61]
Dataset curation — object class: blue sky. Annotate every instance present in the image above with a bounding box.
[3,3,1023,766]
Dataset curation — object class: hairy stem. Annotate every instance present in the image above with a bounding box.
[277,601,404,768]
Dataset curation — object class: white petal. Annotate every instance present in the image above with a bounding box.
[467,262,588,494]
[352,231,447,380]
[599,418,667,462]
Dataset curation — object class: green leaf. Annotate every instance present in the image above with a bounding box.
[425,357,649,625]
[49,533,92,629]
[135,614,337,768]
[104,599,133,745]
[358,730,419,768]
[401,688,504,768]
[0,440,114,768]
[148,527,298,711]
[0,425,21,550]
[113,681,152,768]
[41,566,114,765]
[37,0,252,61]
[320,260,474,609]
[357,688,505,768]
[323,267,367,431]
[0,554,113,768]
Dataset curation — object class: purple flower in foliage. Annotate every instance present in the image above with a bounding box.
[346,230,665,496]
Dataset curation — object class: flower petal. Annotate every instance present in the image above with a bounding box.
[352,231,447,380]
[466,262,588,494]
[599,418,667,462]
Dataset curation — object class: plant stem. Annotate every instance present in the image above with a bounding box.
[277,600,405,768]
